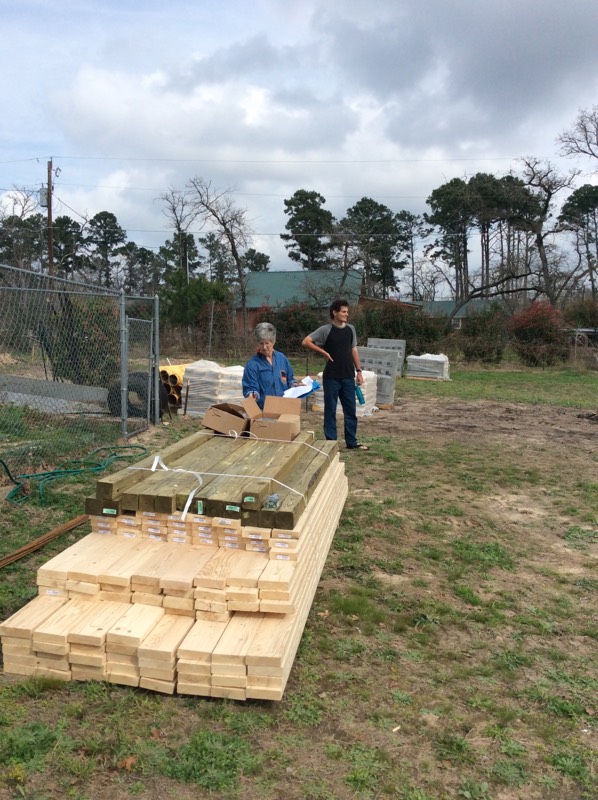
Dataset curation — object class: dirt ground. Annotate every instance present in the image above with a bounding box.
[305,394,598,632]
[331,395,598,447]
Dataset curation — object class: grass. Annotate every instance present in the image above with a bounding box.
[1,364,598,799]
[398,364,598,408]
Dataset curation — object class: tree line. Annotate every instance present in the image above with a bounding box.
[1,106,597,325]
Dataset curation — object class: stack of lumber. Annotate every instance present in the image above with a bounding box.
[0,432,347,700]
[84,430,336,530]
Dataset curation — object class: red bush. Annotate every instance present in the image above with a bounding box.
[508,302,569,366]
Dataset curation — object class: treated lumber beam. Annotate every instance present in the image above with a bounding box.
[95,430,214,500]
[237,432,316,511]
[195,439,281,517]
[151,436,248,514]
[119,436,240,512]
[201,440,284,517]
[258,440,338,529]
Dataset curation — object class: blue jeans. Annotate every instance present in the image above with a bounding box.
[323,378,358,447]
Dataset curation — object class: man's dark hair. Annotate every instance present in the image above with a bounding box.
[329,298,349,318]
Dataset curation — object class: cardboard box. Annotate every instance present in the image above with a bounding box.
[242,396,301,441]
[201,403,248,435]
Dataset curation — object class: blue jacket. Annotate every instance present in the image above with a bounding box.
[242,350,294,409]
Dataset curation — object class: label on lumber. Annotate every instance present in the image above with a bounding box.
[196,501,204,514]
[225,504,241,512]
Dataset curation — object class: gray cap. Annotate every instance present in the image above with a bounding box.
[254,322,276,343]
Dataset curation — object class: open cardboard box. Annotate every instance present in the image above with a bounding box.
[242,395,301,441]
[201,402,249,435]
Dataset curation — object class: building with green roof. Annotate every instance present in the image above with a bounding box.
[244,269,363,311]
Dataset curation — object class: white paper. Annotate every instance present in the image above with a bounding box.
[283,376,315,398]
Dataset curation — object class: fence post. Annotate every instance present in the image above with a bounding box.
[153,293,160,425]
[208,300,214,358]
[119,290,128,437]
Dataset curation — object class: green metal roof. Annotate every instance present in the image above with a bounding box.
[422,298,499,318]
[244,269,363,309]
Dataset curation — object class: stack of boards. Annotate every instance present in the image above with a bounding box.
[0,432,348,701]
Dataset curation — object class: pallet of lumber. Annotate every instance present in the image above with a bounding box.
[38,458,343,615]
[88,431,336,529]
[1,434,348,700]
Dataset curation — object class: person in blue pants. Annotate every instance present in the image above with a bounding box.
[242,322,295,410]
[302,299,369,450]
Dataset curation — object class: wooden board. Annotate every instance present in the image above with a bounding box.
[37,534,122,584]
[96,430,214,500]
[194,549,267,590]
[177,618,228,661]
[0,595,67,639]
[67,601,131,647]
[33,599,108,648]
[106,604,164,647]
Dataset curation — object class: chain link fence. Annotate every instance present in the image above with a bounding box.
[0,265,159,484]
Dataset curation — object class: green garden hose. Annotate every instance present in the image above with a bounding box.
[4,445,147,504]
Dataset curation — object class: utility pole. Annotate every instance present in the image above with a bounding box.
[47,159,54,275]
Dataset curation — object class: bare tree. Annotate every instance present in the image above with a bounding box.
[412,257,446,302]
[186,178,253,333]
[517,157,579,304]
[557,105,598,162]
[158,187,200,284]
[0,187,39,220]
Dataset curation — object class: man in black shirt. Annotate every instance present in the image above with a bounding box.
[302,298,369,450]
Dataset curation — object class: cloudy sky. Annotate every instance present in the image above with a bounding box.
[2,0,597,292]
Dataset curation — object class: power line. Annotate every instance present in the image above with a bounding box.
[50,155,523,164]
[53,195,89,223]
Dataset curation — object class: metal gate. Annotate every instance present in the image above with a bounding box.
[0,265,159,479]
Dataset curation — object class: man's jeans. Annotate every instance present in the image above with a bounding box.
[323,378,358,447]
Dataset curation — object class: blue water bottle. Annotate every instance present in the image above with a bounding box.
[355,385,365,405]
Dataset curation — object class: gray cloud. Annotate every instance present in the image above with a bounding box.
[3,0,597,274]
[311,0,598,150]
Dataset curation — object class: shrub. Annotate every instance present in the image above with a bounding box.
[40,294,120,386]
[458,305,508,363]
[354,300,448,354]
[255,302,323,354]
[508,302,569,367]
[563,297,598,329]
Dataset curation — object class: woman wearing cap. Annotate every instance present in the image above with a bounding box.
[242,322,295,410]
